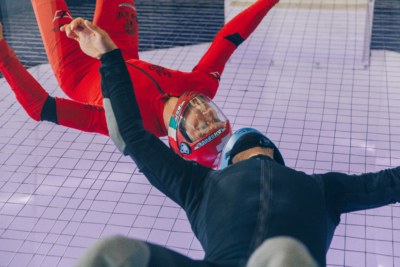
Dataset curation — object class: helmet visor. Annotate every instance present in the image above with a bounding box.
[179,95,228,143]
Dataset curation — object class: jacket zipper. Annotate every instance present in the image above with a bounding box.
[242,160,270,267]
[254,160,269,247]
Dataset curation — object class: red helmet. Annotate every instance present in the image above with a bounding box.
[168,92,232,168]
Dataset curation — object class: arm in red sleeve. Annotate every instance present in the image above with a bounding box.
[0,39,109,136]
[56,98,109,136]
[0,39,48,121]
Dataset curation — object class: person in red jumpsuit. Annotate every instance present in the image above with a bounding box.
[0,0,279,167]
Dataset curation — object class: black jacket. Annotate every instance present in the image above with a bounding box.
[99,49,400,267]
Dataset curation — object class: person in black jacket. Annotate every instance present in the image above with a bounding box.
[65,19,400,267]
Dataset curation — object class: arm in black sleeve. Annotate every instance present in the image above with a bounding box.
[99,49,211,209]
[320,167,400,214]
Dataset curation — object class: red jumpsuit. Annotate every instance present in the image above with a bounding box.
[0,0,278,137]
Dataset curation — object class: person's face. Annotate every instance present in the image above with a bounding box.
[183,97,223,142]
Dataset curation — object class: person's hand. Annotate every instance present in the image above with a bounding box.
[61,18,118,59]
[0,22,4,42]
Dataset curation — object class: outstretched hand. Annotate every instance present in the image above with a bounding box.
[61,18,118,59]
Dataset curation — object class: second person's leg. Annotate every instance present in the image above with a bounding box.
[61,0,142,105]
[31,0,102,104]
[93,0,139,61]
[193,0,279,76]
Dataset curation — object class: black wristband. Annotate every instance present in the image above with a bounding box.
[40,95,59,124]
[100,49,124,67]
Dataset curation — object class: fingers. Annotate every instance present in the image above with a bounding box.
[84,20,113,45]
[64,24,79,40]
[84,20,95,31]
[70,18,86,31]
[60,17,87,40]
[60,24,68,32]
[84,20,102,36]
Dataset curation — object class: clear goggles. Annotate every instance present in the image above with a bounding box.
[178,95,228,143]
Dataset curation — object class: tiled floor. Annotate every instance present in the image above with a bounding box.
[1,0,400,266]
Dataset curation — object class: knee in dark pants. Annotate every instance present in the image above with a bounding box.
[246,237,318,267]
[74,235,150,267]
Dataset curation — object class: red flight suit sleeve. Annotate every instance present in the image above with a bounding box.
[0,39,47,121]
[56,98,109,136]
[0,39,109,136]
